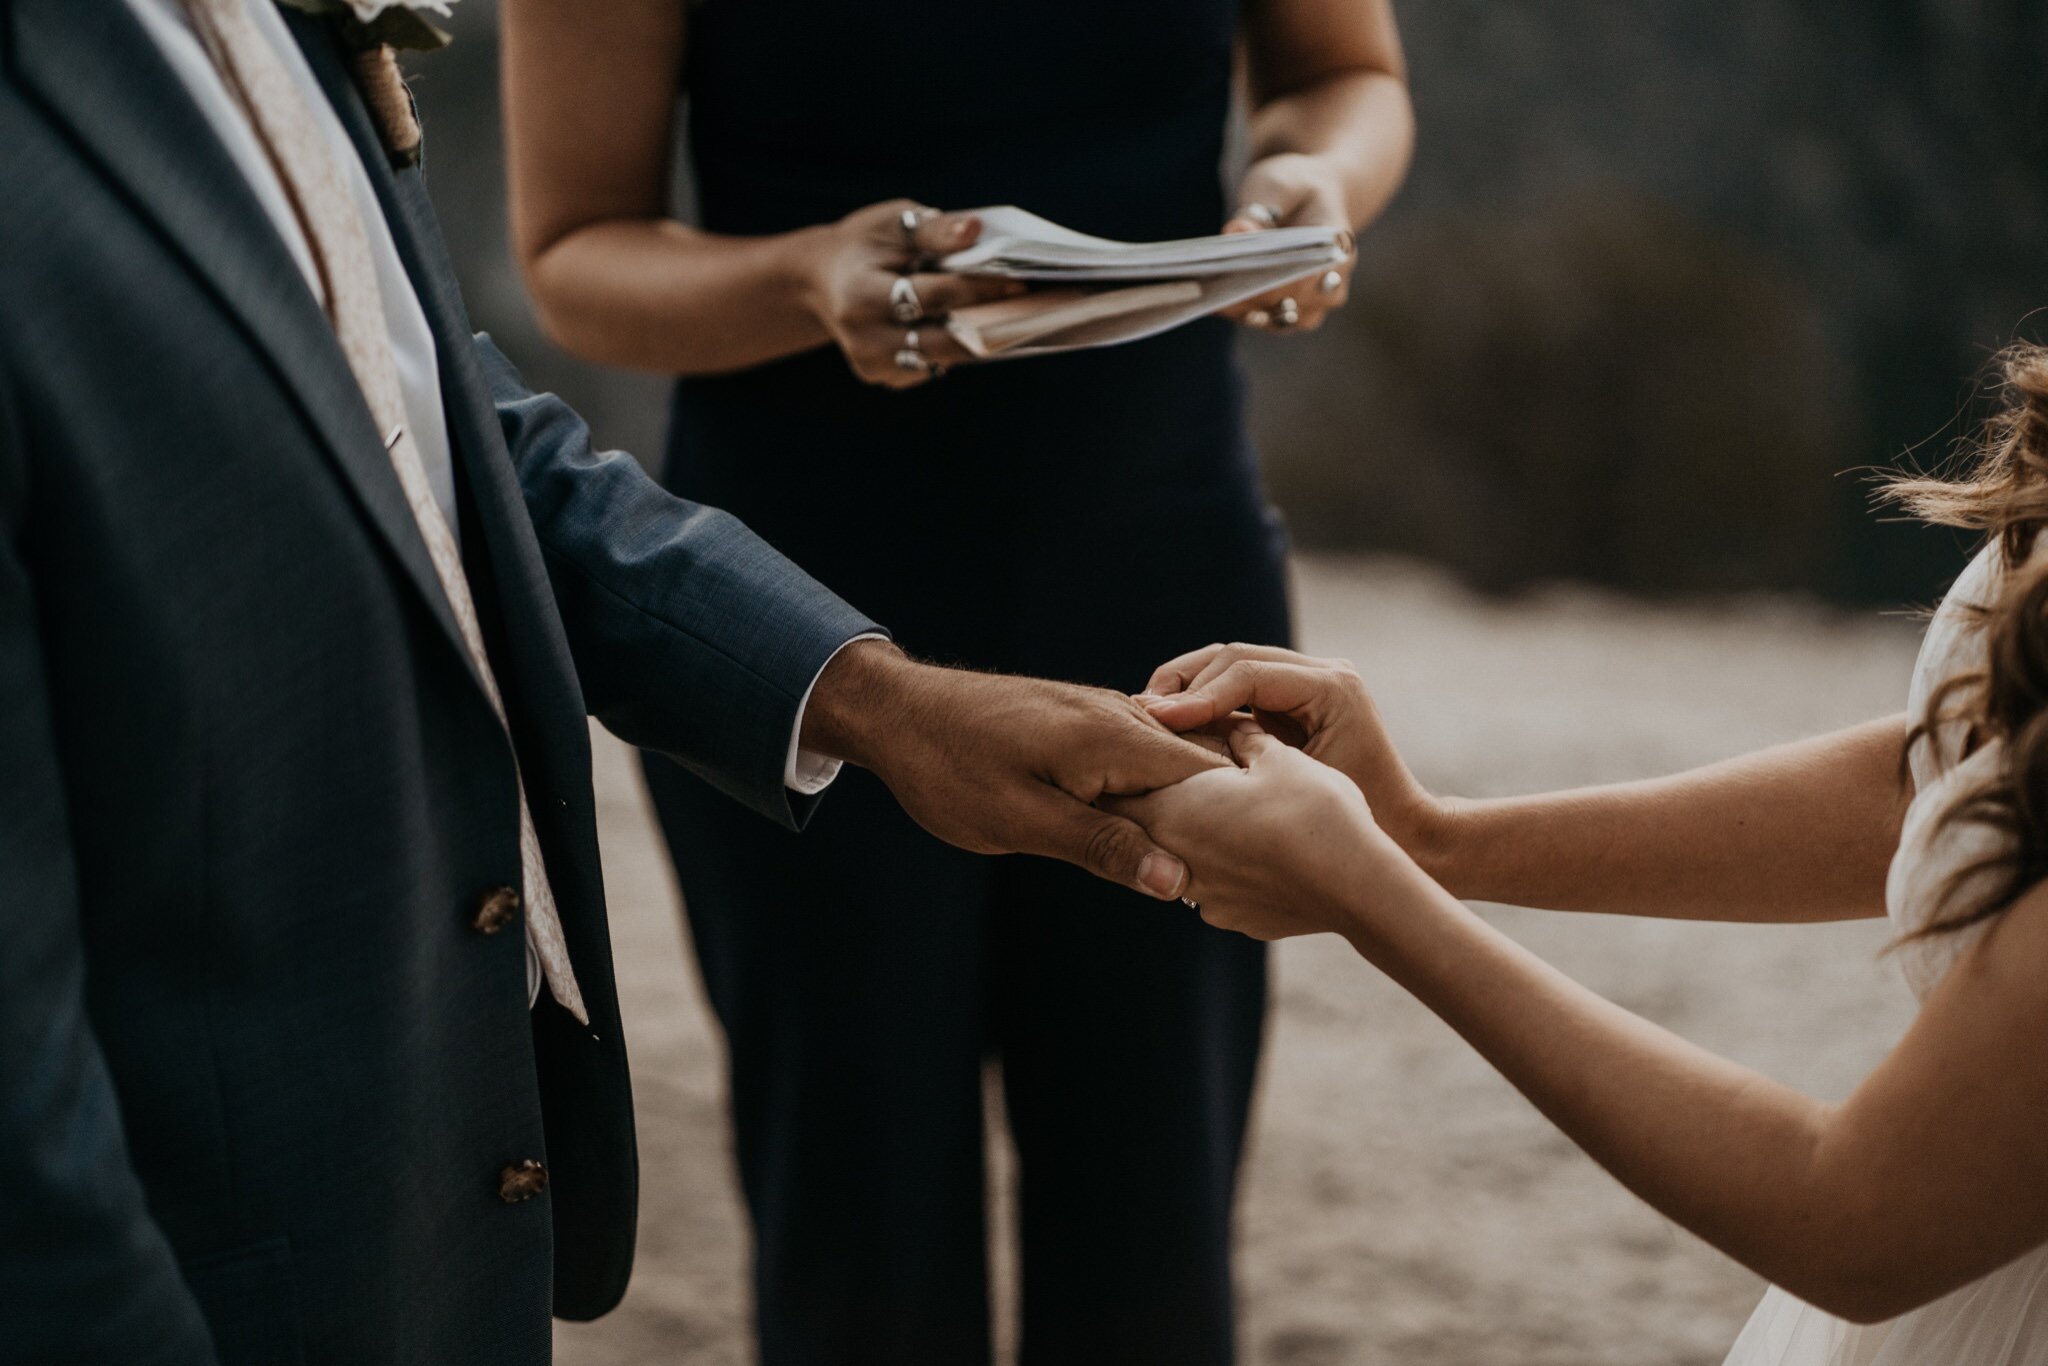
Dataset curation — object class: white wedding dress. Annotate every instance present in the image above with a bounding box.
[1723,544,2048,1365]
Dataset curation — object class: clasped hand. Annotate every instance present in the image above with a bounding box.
[1107,644,1450,942]
[803,639,1439,932]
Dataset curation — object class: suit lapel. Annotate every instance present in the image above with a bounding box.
[288,22,622,1007]
[8,0,476,677]
[288,18,589,732]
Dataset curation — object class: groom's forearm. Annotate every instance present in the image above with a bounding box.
[797,637,930,772]
[478,332,882,825]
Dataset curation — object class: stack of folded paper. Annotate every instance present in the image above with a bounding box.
[940,206,1351,359]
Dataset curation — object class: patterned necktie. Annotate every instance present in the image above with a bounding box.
[181,0,589,1025]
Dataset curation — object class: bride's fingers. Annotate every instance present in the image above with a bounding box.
[1184,651,1246,693]
[1145,644,1231,697]
[1146,659,1328,731]
[1184,643,1344,694]
[1144,644,1286,710]
[1146,643,1346,702]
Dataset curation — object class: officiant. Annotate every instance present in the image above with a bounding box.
[501,2,1411,1360]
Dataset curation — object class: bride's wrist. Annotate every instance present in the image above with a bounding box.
[1337,831,1446,956]
[1310,821,1410,941]
[1398,794,1467,892]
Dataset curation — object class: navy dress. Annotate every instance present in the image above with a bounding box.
[643,3,1287,1362]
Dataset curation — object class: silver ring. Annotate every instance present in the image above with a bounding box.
[1238,202,1279,229]
[1273,297,1301,328]
[898,206,928,246]
[889,275,925,325]
[1180,897,1200,912]
[893,328,929,374]
[1318,269,1344,296]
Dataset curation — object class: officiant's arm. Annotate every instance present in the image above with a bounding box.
[1224,0,1414,329]
[1114,733,2048,1323]
[500,0,1013,385]
[0,376,221,1362]
[1142,644,1908,923]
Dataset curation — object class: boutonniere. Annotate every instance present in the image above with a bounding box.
[278,0,456,52]
[277,0,455,168]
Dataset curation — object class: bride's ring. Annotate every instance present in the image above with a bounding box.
[893,328,929,374]
[1238,201,1279,229]
[888,275,925,325]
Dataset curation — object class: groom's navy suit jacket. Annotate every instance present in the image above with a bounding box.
[0,3,880,1361]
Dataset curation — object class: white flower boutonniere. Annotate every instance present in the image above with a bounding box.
[275,0,447,166]
[278,0,457,52]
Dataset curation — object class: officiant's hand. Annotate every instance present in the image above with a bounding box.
[1221,154,1356,333]
[801,640,1230,898]
[802,200,1025,389]
[1136,643,1450,865]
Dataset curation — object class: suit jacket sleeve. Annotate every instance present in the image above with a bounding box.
[474,335,884,830]
[0,370,221,1362]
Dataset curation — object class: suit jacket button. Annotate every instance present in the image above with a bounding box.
[472,886,520,935]
[498,1159,548,1203]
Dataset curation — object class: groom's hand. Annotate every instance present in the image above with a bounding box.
[801,640,1230,899]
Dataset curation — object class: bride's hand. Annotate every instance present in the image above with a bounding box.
[1137,643,1452,866]
[1104,725,1399,942]
[800,200,1026,389]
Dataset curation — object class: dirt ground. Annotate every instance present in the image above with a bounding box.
[553,553,1928,1366]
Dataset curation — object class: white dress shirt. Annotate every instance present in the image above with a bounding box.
[127,0,872,997]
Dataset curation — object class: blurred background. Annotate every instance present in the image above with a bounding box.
[417,0,2048,607]
[403,3,2046,1361]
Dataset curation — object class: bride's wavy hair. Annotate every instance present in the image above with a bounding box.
[1882,342,2048,939]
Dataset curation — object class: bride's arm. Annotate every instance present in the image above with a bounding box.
[1425,717,1906,922]
[1142,645,1909,923]
[1114,735,2048,1323]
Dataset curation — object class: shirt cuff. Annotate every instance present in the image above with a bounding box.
[785,633,889,795]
